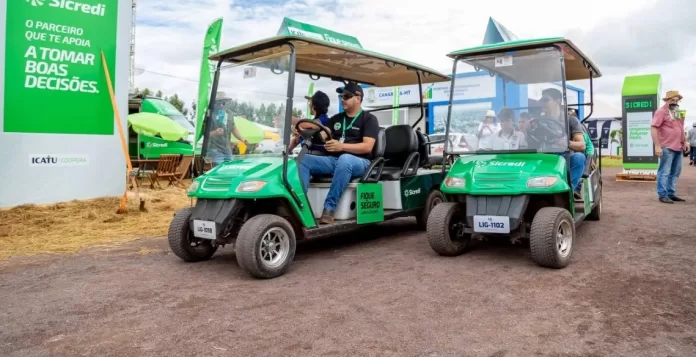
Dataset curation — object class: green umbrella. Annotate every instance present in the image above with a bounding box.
[128,112,189,141]
[230,116,266,144]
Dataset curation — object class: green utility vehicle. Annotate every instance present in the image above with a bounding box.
[426,38,603,268]
[128,94,197,159]
[167,35,452,279]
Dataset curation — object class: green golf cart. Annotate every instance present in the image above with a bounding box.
[426,38,603,269]
[167,35,452,278]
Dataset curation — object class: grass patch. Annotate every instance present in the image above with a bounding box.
[0,181,194,260]
[600,155,623,168]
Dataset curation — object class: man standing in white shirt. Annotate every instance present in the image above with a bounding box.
[476,109,500,150]
[492,108,527,150]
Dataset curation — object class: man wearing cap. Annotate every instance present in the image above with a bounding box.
[651,90,689,204]
[298,82,380,224]
[476,110,501,150]
[288,90,331,154]
[208,101,249,167]
[537,88,587,199]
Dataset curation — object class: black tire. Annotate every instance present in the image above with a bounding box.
[586,184,602,221]
[426,202,470,256]
[529,207,575,269]
[167,207,218,262]
[416,189,445,230]
[235,214,297,279]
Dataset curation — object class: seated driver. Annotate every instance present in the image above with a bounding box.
[288,90,331,155]
[538,88,586,199]
[298,83,380,224]
[492,108,527,150]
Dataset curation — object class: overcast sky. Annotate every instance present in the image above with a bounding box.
[134,0,696,124]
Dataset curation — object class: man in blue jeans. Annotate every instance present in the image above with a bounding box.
[538,88,586,199]
[298,83,380,224]
[651,90,689,203]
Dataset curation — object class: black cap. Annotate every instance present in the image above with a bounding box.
[336,82,364,97]
[304,90,330,115]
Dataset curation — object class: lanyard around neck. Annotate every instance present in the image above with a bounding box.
[342,109,362,138]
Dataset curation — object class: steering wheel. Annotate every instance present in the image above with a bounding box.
[294,118,332,145]
[526,117,567,146]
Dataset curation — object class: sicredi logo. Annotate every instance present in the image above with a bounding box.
[28,0,107,17]
[403,188,421,197]
[30,155,89,166]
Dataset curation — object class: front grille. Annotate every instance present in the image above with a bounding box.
[201,176,235,191]
[473,172,521,182]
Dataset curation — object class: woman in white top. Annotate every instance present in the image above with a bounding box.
[476,109,501,150]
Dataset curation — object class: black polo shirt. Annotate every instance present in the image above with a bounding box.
[325,110,380,160]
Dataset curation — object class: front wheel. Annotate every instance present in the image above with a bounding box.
[416,189,445,230]
[529,207,575,269]
[167,207,218,262]
[235,214,297,279]
[426,202,470,256]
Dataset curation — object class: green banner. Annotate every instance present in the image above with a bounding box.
[621,74,661,170]
[306,82,314,118]
[277,17,363,49]
[356,183,384,224]
[4,0,119,135]
[195,18,223,144]
[392,86,399,125]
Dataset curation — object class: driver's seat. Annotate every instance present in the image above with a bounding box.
[309,128,387,183]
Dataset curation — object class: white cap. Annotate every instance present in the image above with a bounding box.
[485,110,496,117]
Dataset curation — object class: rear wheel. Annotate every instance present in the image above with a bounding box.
[426,202,470,256]
[235,214,296,279]
[167,207,218,262]
[416,189,445,230]
[529,207,575,269]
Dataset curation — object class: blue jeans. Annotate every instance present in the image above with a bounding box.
[690,146,696,163]
[657,148,682,199]
[210,150,232,167]
[299,153,370,211]
[565,152,586,192]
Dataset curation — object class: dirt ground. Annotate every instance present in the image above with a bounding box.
[2,164,696,357]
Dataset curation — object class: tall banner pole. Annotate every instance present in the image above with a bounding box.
[193,18,223,174]
[306,82,315,118]
[392,86,400,125]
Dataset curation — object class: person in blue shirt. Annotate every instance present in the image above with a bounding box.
[288,90,331,155]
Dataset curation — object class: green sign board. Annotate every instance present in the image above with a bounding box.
[356,183,383,224]
[4,0,119,135]
[620,74,661,170]
[277,17,363,49]
[625,99,654,111]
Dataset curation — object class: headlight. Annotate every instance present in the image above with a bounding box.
[187,181,200,193]
[444,177,465,188]
[527,176,558,188]
[236,180,267,192]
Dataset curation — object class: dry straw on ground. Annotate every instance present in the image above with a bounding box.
[0,181,194,260]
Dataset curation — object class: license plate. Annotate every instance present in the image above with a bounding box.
[473,215,510,234]
[192,220,216,239]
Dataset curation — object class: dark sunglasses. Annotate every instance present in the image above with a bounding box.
[341,93,356,100]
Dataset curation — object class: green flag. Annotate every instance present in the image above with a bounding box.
[195,18,223,144]
[306,82,315,118]
[392,86,400,125]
